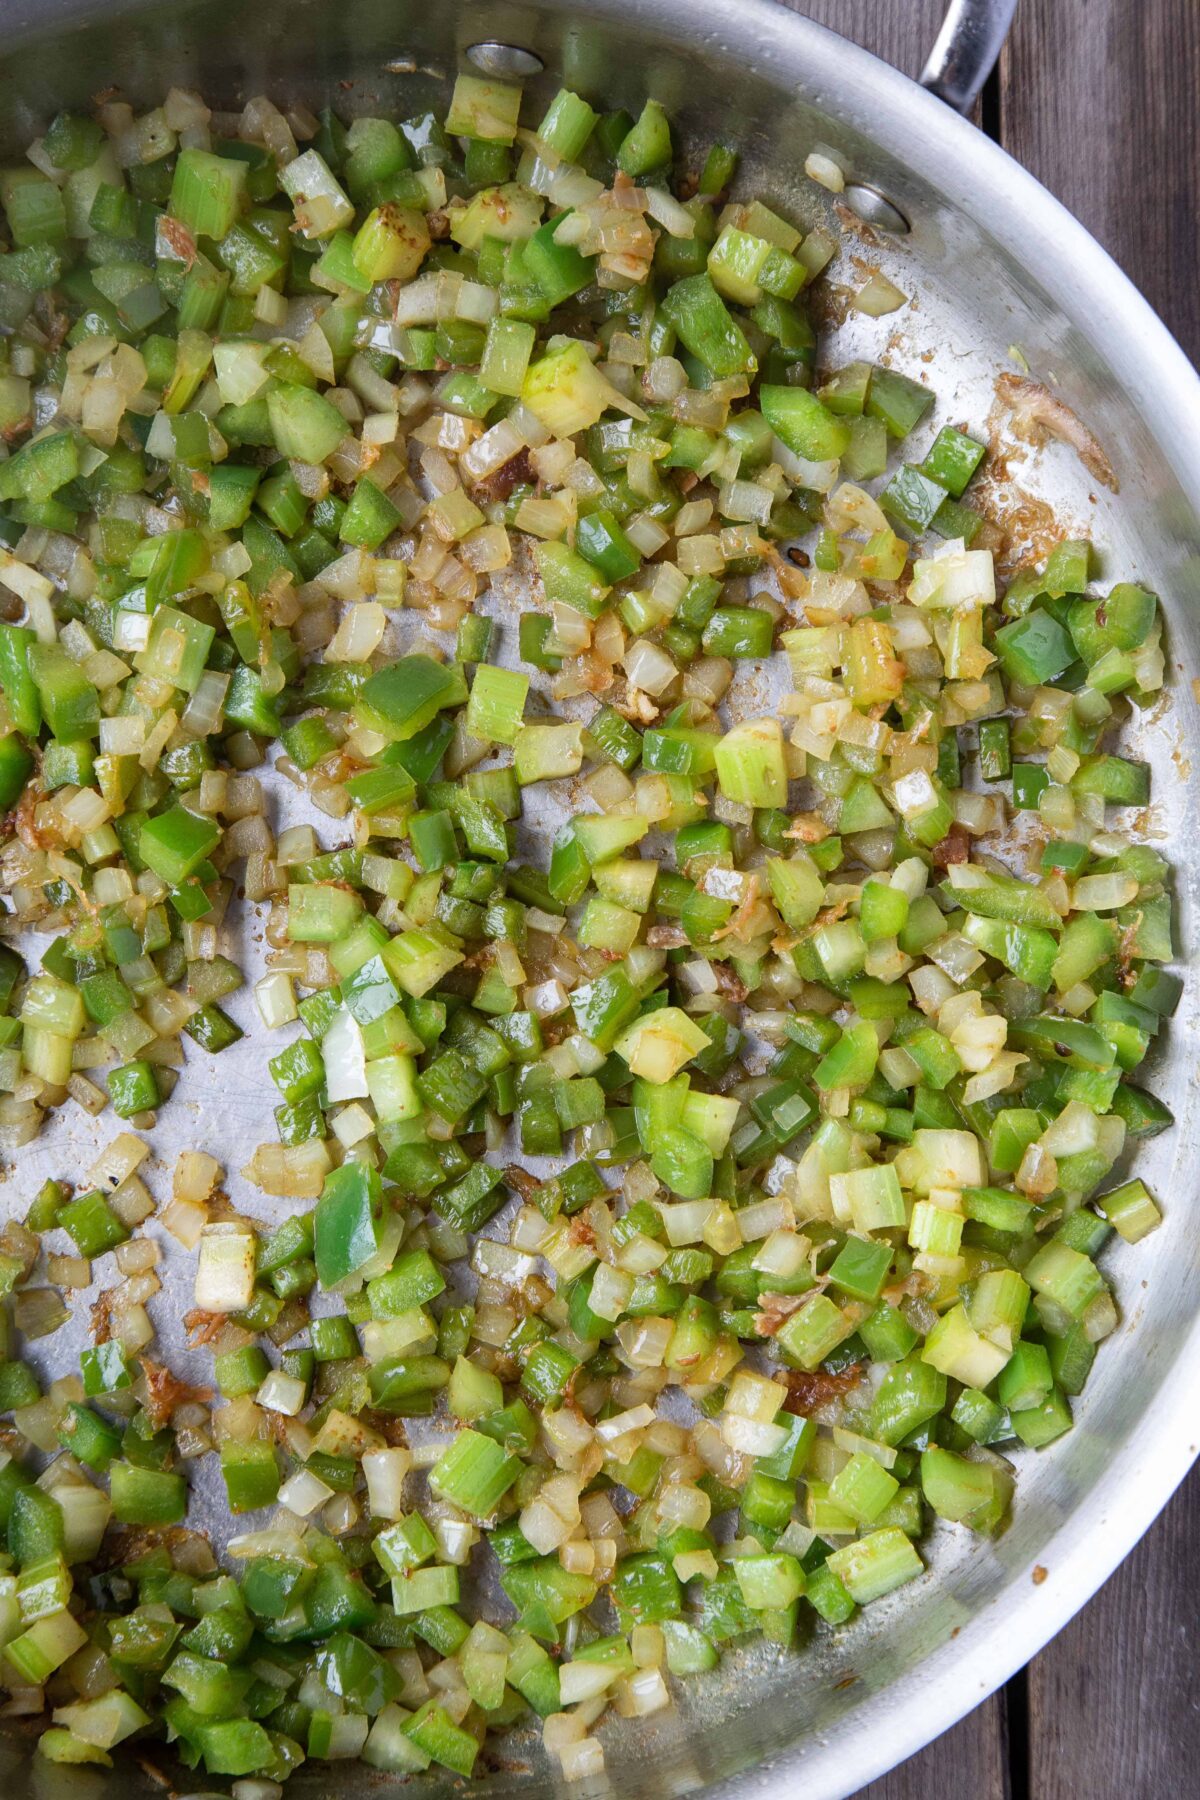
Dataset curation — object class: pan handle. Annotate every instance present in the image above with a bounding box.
[920,0,1018,113]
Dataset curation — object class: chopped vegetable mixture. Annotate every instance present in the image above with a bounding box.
[0,70,1177,1790]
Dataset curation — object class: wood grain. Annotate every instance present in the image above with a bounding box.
[778,0,948,79]
[1026,1476,1200,1797]
[855,1697,1010,1800]
[1000,0,1200,361]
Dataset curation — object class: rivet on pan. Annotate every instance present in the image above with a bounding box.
[466,42,544,78]
[841,183,911,236]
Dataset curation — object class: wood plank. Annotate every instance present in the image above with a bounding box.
[1000,0,1200,360]
[776,0,949,81]
[855,1696,1010,1800]
[1026,1473,1200,1796]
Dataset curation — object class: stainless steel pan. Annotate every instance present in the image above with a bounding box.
[0,0,1198,1795]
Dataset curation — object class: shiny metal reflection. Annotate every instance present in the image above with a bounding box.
[841,181,912,234]
[466,41,545,77]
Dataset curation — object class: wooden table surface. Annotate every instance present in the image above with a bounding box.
[768,2,1199,1794]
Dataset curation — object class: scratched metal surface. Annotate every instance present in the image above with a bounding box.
[0,3,1197,1799]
